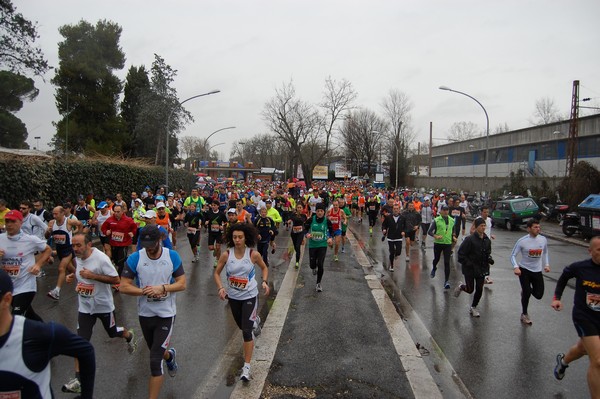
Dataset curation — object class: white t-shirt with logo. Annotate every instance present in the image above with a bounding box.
[0,231,47,295]
[75,248,118,314]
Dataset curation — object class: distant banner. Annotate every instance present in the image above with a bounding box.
[312,165,328,180]
[334,164,351,178]
[296,165,304,180]
[375,173,384,182]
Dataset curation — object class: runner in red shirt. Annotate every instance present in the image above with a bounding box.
[326,198,347,262]
[101,205,137,283]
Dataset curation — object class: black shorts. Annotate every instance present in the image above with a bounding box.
[351,204,358,210]
[405,230,416,241]
[574,316,600,337]
[208,233,222,246]
[57,248,74,260]
[78,311,124,341]
[421,223,431,235]
[100,235,110,245]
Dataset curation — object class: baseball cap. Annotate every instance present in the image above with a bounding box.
[0,269,13,297]
[440,193,445,197]
[135,198,143,204]
[424,196,431,201]
[139,225,161,248]
[77,194,85,200]
[265,199,272,203]
[155,195,165,201]
[155,202,165,209]
[97,201,108,209]
[142,210,157,218]
[4,210,23,221]
[315,203,326,211]
[441,205,449,211]
[168,192,174,197]
[227,208,236,214]
[474,218,486,228]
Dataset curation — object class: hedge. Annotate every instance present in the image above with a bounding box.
[0,155,197,209]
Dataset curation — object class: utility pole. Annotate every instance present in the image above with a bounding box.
[566,80,579,177]
[428,122,432,177]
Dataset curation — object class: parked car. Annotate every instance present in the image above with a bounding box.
[491,197,540,230]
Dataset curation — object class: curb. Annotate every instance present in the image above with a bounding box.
[346,230,444,399]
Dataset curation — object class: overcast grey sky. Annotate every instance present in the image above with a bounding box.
[14,0,600,159]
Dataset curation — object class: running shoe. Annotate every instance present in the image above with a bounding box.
[334,255,339,262]
[430,268,436,279]
[341,247,345,253]
[389,266,394,272]
[316,283,323,292]
[312,267,317,275]
[444,281,450,289]
[126,329,137,354]
[62,378,81,393]
[554,353,568,380]
[484,276,493,284]
[166,348,178,377]
[421,242,425,249]
[47,288,59,301]
[469,307,480,317]
[369,227,373,236]
[271,247,275,254]
[454,283,463,298]
[520,313,533,325]
[295,261,299,269]
[405,257,410,263]
[240,365,251,382]
[252,316,261,337]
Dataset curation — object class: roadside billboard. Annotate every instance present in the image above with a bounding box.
[312,165,328,180]
[334,163,351,178]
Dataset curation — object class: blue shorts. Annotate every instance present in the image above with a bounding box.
[333,229,342,237]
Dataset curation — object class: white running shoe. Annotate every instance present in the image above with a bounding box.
[240,365,251,381]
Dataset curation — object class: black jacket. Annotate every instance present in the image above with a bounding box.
[457,232,492,278]
[382,213,406,239]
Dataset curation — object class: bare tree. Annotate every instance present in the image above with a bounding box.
[448,121,479,141]
[494,122,510,134]
[339,109,387,175]
[381,89,415,187]
[262,78,355,185]
[529,97,561,125]
[179,135,201,159]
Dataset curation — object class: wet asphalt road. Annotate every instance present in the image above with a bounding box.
[36,227,291,399]
[350,218,590,399]
[29,218,591,398]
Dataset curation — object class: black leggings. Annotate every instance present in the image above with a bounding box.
[77,311,125,341]
[462,275,485,308]
[518,268,544,314]
[257,241,270,266]
[139,316,175,377]
[229,296,258,342]
[432,243,452,282]
[111,246,129,276]
[387,240,403,267]
[12,292,42,322]
[309,246,327,284]
[368,212,378,227]
[291,233,304,262]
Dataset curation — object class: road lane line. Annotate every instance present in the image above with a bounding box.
[347,230,445,399]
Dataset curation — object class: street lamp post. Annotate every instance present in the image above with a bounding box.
[202,126,236,158]
[468,144,476,177]
[439,86,490,189]
[165,90,220,190]
[34,136,41,150]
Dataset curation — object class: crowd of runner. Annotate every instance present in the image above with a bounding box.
[0,178,598,398]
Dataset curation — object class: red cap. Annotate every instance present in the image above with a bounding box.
[5,210,23,221]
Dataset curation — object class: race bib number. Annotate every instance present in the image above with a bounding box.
[228,275,249,290]
[54,234,67,245]
[2,258,22,277]
[112,232,125,242]
[451,210,461,217]
[329,216,339,225]
[187,227,197,234]
[311,231,325,241]
[76,282,95,298]
[211,224,221,232]
[586,292,600,312]
[0,391,21,399]
[369,206,376,211]
[527,249,542,258]
[292,225,303,233]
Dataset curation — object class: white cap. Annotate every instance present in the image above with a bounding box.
[135,198,143,203]
[142,210,157,218]
[424,196,431,201]
[227,208,237,214]
[155,202,165,209]
[168,192,174,197]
